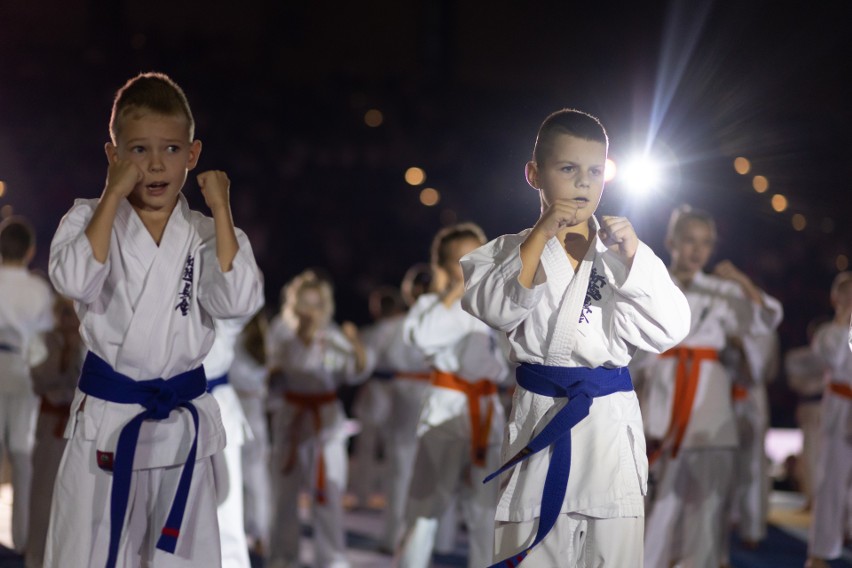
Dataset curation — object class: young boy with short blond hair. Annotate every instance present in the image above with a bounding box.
[462,109,691,566]
[47,72,264,568]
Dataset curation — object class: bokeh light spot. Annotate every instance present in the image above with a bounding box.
[771,194,788,212]
[791,213,807,231]
[364,109,383,127]
[420,188,440,206]
[837,254,849,271]
[734,157,751,175]
[405,167,426,186]
[753,175,769,193]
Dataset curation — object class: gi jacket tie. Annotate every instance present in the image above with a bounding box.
[77,351,206,568]
[485,362,633,568]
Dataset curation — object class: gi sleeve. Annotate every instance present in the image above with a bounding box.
[461,233,547,332]
[812,322,851,373]
[49,200,111,304]
[197,227,265,319]
[605,241,692,354]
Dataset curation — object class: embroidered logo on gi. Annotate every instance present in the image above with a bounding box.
[175,254,195,316]
[579,267,607,324]
[96,450,115,471]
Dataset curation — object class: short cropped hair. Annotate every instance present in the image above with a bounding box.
[533,109,609,165]
[430,222,487,268]
[401,262,432,307]
[109,72,195,144]
[0,216,35,261]
[666,204,717,243]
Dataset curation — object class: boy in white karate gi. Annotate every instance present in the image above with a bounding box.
[266,270,373,568]
[806,273,852,568]
[461,109,692,567]
[0,215,55,554]
[47,72,264,568]
[641,206,782,568]
[397,222,510,568]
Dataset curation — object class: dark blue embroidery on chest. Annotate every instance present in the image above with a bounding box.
[579,267,607,324]
[175,254,195,317]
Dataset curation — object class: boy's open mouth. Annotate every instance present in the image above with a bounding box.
[147,181,168,192]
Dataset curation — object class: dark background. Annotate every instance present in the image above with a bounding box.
[2,0,850,426]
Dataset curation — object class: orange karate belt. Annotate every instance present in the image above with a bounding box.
[649,347,719,465]
[431,370,498,467]
[731,384,750,401]
[829,382,852,400]
[283,390,338,504]
[39,397,72,438]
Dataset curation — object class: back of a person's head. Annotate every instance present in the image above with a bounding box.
[369,285,405,321]
[0,216,35,263]
[401,262,432,306]
[533,109,608,165]
[830,271,852,305]
[109,72,195,145]
[430,222,487,268]
[666,204,717,244]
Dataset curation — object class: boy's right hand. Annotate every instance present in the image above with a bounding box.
[532,199,583,240]
[104,159,143,199]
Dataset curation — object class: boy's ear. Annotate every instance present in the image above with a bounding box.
[525,161,540,190]
[24,244,35,266]
[187,140,203,170]
[105,142,118,164]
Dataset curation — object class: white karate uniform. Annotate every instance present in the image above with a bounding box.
[266,318,374,568]
[0,265,55,552]
[641,271,782,568]
[360,313,434,551]
[397,294,510,568]
[807,321,852,560]
[229,329,272,550]
[722,331,779,556]
[785,345,825,503]
[25,329,84,568]
[46,195,264,567]
[461,223,691,567]
[204,317,258,568]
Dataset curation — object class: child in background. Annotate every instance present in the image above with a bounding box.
[642,205,782,568]
[47,72,264,567]
[0,215,55,554]
[26,296,82,568]
[266,270,373,568]
[397,222,510,568]
[462,109,690,567]
[229,311,273,558]
[806,273,852,568]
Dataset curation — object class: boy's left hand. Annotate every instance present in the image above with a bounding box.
[599,216,638,264]
[197,170,231,212]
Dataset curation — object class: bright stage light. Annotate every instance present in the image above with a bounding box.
[619,156,662,195]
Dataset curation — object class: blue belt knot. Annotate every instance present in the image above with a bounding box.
[486,362,633,568]
[77,351,207,568]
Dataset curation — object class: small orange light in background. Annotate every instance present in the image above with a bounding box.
[405,167,426,186]
[791,214,807,231]
[734,157,751,175]
[753,175,769,193]
[771,194,788,212]
[837,254,849,271]
[364,109,384,127]
[0,181,6,198]
[420,188,440,206]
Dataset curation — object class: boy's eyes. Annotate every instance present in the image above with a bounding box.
[127,145,181,153]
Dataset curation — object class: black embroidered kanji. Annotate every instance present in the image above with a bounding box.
[175,254,195,316]
[579,267,607,324]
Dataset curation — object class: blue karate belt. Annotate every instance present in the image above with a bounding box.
[206,373,229,393]
[485,362,633,568]
[77,351,207,568]
[0,342,19,353]
[372,369,396,381]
